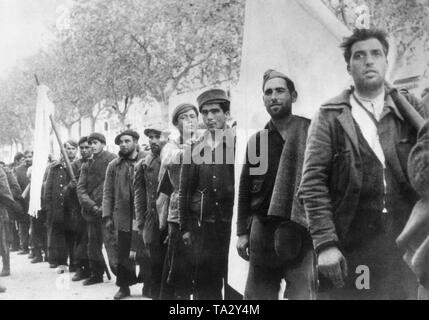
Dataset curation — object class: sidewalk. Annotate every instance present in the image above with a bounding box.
[0,250,150,300]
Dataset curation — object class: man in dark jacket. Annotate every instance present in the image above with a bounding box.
[134,126,167,299]
[103,130,144,299]
[77,133,116,285]
[299,28,428,300]
[7,152,24,251]
[0,167,22,279]
[70,136,92,281]
[14,150,32,255]
[44,140,78,268]
[179,89,235,300]
[237,70,315,300]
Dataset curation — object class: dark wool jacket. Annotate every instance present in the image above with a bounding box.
[408,95,429,197]
[298,87,428,252]
[179,130,236,233]
[44,160,72,224]
[15,163,30,207]
[77,150,117,222]
[237,117,310,236]
[134,152,162,245]
[3,167,24,220]
[0,167,21,221]
[103,151,145,233]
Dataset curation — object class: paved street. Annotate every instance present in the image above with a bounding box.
[0,250,150,300]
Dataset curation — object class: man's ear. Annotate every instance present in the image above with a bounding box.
[292,91,298,103]
[347,64,351,75]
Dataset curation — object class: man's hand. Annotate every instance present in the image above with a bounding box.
[317,246,348,288]
[182,231,192,247]
[93,206,102,218]
[104,218,114,233]
[236,234,250,261]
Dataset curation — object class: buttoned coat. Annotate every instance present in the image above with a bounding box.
[77,150,117,222]
[102,152,145,233]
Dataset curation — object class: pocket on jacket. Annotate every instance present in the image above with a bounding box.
[396,139,414,172]
[331,150,351,196]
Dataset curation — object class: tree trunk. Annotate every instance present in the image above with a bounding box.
[158,99,169,124]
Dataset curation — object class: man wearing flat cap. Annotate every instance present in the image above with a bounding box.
[102,130,145,299]
[159,103,199,300]
[237,69,315,300]
[77,132,116,285]
[179,88,235,299]
[134,125,168,299]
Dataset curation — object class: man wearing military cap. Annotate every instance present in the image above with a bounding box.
[237,69,314,300]
[77,132,116,285]
[103,130,145,299]
[134,125,168,299]
[179,88,235,299]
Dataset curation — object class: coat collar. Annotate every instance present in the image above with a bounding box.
[321,85,404,122]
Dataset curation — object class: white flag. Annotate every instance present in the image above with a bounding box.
[229,0,352,296]
[28,85,55,217]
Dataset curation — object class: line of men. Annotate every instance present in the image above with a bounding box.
[1,27,429,299]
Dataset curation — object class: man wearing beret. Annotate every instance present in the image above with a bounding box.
[299,28,428,299]
[159,103,199,300]
[45,140,79,269]
[237,69,315,300]
[179,88,235,300]
[77,133,116,285]
[102,130,144,299]
[70,137,93,281]
[134,126,168,299]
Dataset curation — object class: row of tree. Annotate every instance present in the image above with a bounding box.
[0,0,245,148]
[1,0,427,150]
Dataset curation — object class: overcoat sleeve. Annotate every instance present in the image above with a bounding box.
[298,109,339,252]
[237,141,252,236]
[76,162,96,212]
[134,161,147,230]
[102,161,115,220]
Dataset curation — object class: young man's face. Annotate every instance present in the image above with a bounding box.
[148,132,162,155]
[64,143,77,160]
[24,153,33,166]
[200,103,228,132]
[90,139,104,155]
[176,109,198,135]
[263,77,296,119]
[119,135,137,156]
[348,38,388,93]
[79,141,92,159]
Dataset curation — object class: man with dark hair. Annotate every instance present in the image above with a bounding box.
[15,150,33,255]
[45,140,79,269]
[135,126,168,299]
[7,152,25,172]
[299,28,428,299]
[77,133,116,285]
[158,103,199,300]
[179,88,235,300]
[70,136,93,281]
[103,130,144,299]
[237,70,314,300]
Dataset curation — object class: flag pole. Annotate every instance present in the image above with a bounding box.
[49,115,76,181]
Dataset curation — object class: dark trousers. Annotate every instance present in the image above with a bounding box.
[321,230,418,300]
[160,223,193,300]
[147,228,167,300]
[193,220,231,300]
[74,219,88,270]
[116,231,137,288]
[30,215,46,256]
[48,221,74,265]
[87,220,104,277]
[18,216,30,251]
[0,221,10,271]
[244,216,316,300]
[9,220,20,250]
